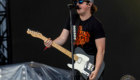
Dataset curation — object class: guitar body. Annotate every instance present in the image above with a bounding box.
[67,47,105,80]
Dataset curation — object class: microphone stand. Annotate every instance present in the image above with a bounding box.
[68,5,75,80]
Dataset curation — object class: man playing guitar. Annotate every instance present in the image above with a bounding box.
[44,0,105,80]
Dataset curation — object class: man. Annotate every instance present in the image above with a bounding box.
[44,0,105,80]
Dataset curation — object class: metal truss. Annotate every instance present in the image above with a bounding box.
[0,0,11,65]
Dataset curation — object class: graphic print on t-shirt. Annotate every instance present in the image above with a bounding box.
[75,25,91,47]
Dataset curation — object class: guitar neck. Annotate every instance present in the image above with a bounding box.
[41,35,79,61]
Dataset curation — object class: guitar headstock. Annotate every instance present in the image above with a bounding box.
[27,29,43,38]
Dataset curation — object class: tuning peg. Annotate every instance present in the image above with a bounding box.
[28,28,30,30]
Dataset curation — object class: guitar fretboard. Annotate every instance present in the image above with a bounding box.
[41,35,79,61]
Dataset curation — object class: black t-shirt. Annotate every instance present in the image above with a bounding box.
[64,14,105,55]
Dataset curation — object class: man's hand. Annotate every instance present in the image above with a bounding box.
[44,38,53,48]
[89,70,98,80]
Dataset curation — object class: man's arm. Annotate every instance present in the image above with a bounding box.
[53,29,69,45]
[94,37,105,72]
[44,29,69,47]
[89,37,105,80]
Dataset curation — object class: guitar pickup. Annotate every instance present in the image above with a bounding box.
[77,57,82,64]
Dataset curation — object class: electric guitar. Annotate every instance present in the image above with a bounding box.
[27,29,105,80]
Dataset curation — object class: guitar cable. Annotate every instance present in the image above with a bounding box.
[44,47,48,51]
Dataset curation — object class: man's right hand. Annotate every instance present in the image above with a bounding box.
[44,38,53,48]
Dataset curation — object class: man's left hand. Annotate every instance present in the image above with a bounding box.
[89,70,98,80]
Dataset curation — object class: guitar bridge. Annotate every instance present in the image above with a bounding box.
[89,65,94,71]
[87,62,94,71]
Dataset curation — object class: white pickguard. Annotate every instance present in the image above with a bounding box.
[67,53,90,76]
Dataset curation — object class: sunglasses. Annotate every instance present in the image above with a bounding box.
[74,0,90,5]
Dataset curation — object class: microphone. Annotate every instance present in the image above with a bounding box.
[67,4,80,9]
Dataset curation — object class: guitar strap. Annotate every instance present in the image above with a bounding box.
[75,15,80,38]
[73,15,80,45]
[70,15,80,51]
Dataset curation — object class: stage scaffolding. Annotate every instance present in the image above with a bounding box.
[0,0,11,65]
